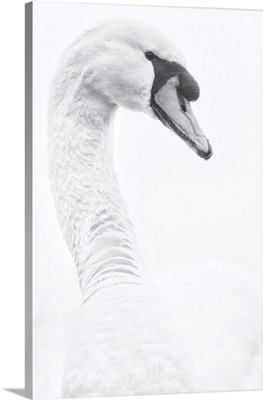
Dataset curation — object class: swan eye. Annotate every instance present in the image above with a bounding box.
[145,51,155,61]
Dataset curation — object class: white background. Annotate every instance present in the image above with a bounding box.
[0,1,262,400]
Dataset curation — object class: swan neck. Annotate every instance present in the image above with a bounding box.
[48,85,154,302]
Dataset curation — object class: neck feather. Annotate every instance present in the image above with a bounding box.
[48,80,154,303]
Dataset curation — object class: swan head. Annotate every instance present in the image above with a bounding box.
[72,20,212,160]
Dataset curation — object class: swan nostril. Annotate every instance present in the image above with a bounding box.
[176,87,187,112]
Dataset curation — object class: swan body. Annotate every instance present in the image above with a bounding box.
[35,20,262,398]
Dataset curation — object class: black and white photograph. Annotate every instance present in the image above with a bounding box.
[25,0,263,398]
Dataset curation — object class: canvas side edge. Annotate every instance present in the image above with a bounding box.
[25,2,33,398]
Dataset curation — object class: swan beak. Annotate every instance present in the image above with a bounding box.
[151,77,212,160]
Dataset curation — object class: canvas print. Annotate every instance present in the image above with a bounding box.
[26,1,263,398]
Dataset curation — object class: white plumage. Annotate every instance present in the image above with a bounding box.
[34,20,262,398]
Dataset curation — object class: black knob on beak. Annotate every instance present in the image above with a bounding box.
[179,72,200,102]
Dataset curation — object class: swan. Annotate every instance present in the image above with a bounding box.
[43,20,262,398]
